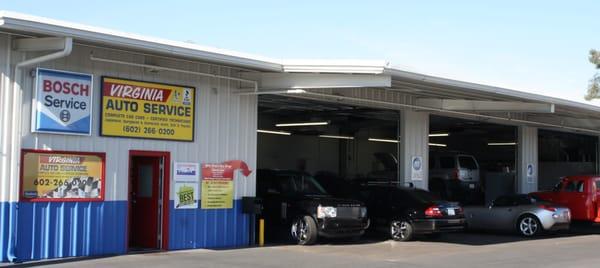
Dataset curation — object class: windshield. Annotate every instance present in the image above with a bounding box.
[279,173,329,196]
[458,156,478,169]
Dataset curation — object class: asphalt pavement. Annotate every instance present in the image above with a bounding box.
[5,224,600,268]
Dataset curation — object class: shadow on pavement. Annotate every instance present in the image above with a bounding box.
[261,221,600,247]
[6,223,600,266]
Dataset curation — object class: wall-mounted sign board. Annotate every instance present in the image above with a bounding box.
[32,68,93,135]
[100,77,195,141]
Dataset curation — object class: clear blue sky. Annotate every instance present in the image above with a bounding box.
[2,1,599,104]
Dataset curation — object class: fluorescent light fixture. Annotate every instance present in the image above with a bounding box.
[275,121,329,127]
[428,133,449,137]
[488,142,517,146]
[257,129,291,136]
[428,143,447,147]
[368,138,399,143]
[286,89,306,94]
[319,135,354,140]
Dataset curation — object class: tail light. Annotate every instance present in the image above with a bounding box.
[539,204,557,212]
[456,207,464,214]
[425,206,443,217]
[452,169,459,180]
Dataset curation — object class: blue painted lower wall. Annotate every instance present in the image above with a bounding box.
[1,199,250,263]
[168,200,249,250]
[0,202,13,262]
[9,201,128,262]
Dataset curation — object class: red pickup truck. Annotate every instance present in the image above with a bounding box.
[532,175,600,222]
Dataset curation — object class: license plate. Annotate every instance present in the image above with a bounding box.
[469,184,475,189]
[447,208,455,216]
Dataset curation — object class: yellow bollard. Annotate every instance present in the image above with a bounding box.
[259,218,265,247]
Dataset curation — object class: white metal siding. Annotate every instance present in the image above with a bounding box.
[0,33,11,202]
[400,110,430,189]
[518,126,538,193]
[16,44,257,201]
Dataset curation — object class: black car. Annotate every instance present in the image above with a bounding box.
[257,169,369,245]
[355,185,466,241]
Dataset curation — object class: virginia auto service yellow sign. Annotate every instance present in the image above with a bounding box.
[21,150,105,201]
[100,77,195,141]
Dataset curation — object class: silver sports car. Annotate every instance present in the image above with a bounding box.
[464,194,571,236]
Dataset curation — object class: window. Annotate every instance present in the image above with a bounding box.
[401,189,438,203]
[564,181,585,193]
[515,195,534,205]
[577,181,585,192]
[276,174,328,195]
[458,156,478,170]
[439,157,455,169]
[493,195,516,207]
[137,165,153,198]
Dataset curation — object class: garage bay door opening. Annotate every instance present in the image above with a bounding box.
[257,95,401,242]
[429,115,517,205]
[538,130,598,190]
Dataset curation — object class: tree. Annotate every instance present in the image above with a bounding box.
[584,49,600,100]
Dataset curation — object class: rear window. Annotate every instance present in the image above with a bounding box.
[439,157,455,169]
[403,189,438,203]
[494,195,536,206]
[458,156,477,170]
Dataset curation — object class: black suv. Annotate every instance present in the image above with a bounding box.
[355,185,466,241]
[257,169,369,245]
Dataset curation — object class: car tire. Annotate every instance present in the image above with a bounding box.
[291,216,318,245]
[390,219,414,241]
[517,214,542,237]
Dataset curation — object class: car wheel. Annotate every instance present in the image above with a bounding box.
[291,216,318,245]
[517,214,541,237]
[390,220,414,241]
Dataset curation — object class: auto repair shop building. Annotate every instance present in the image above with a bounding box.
[1,11,600,262]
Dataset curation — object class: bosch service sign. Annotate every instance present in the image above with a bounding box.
[33,68,93,135]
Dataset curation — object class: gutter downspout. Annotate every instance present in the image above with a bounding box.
[5,37,72,263]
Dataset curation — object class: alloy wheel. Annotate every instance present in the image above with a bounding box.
[519,216,539,236]
[391,221,409,240]
[291,218,308,242]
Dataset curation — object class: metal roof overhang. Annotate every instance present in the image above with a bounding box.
[385,68,600,115]
[2,11,599,133]
[0,11,282,72]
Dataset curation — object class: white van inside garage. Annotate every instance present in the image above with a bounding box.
[429,115,517,205]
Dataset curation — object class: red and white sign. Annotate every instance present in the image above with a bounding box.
[33,68,93,135]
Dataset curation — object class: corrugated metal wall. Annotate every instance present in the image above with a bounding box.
[1,38,257,262]
[400,110,430,189]
[19,46,258,202]
[518,126,538,193]
[0,33,14,263]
